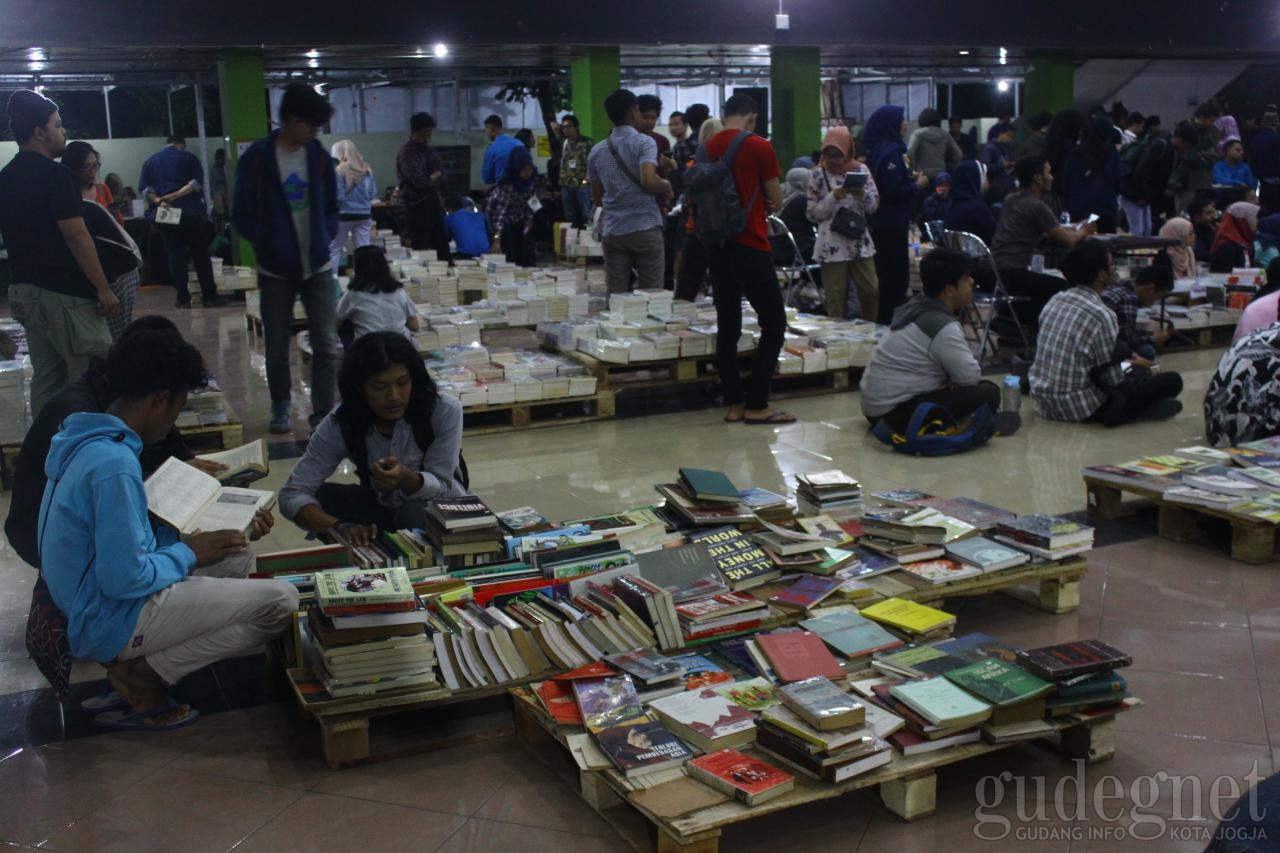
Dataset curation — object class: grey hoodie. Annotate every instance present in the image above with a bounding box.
[859,297,981,417]
[908,126,963,179]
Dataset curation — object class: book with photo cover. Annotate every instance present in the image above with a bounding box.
[898,558,983,585]
[497,506,553,534]
[687,749,795,806]
[594,715,695,778]
[604,649,687,686]
[767,575,843,611]
[315,567,417,609]
[573,674,646,734]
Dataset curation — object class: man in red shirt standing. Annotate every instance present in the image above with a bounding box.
[703,94,794,425]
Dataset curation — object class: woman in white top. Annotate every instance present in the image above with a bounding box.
[335,246,421,343]
[806,126,880,320]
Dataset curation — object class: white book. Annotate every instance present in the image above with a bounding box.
[195,439,269,483]
[144,457,274,534]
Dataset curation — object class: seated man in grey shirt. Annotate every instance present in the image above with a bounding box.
[279,332,468,544]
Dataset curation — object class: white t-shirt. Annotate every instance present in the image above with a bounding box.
[274,143,332,279]
[336,288,417,342]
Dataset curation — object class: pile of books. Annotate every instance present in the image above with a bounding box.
[574,672,695,778]
[756,676,893,783]
[1019,639,1134,718]
[307,566,440,698]
[422,497,506,568]
[796,470,862,517]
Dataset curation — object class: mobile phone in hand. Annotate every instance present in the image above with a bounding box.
[844,172,868,190]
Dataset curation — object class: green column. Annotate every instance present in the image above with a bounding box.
[1024,51,1075,118]
[217,53,267,266]
[770,46,822,174]
[571,47,621,143]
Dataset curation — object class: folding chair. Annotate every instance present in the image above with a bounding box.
[767,215,823,309]
[923,220,947,246]
[942,230,1035,363]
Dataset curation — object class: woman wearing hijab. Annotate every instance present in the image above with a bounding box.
[806,126,880,320]
[1063,116,1123,233]
[865,105,929,324]
[1204,321,1280,447]
[329,140,378,273]
[1157,217,1198,279]
[487,145,538,267]
[1215,115,1242,150]
[1210,201,1260,272]
[920,172,952,224]
[1043,110,1086,203]
[943,161,998,248]
[773,165,815,265]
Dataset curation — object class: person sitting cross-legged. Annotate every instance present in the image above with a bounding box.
[1030,241,1183,426]
[38,324,298,730]
[860,247,1000,432]
[1101,263,1175,362]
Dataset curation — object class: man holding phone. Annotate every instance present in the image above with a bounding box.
[806,126,881,321]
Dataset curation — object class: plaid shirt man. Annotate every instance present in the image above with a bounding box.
[1101,281,1155,353]
[1029,285,1124,422]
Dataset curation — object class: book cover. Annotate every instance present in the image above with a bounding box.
[796,515,855,546]
[687,749,794,805]
[668,652,734,690]
[799,610,904,659]
[944,658,1054,707]
[860,598,955,635]
[496,505,552,534]
[798,470,861,490]
[535,679,585,724]
[678,468,740,502]
[315,567,416,607]
[945,538,1031,572]
[902,508,977,543]
[871,489,935,507]
[604,649,687,685]
[572,674,646,734]
[767,575,843,611]
[898,558,983,585]
[913,633,1022,675]
[831,546,900,579]
[595,716,695,778]
[688,527,779,590]
[779,677,865,730]
[889,677,993,728]
[859,536,946,563]
[648,687,757,742]
[636,542,719,590]
[915,496,1017,530]
[996,515,1094,548]
[712,677,781,710]
[1016,640,1133,681]
[674,590,764,623]
[755,631,846,683]
[426,497,498,529]
[738,487,789,509]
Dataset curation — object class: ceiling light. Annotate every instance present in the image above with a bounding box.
[27,47,45,62]
[997,79,1010,92]
[414,47,425,57]
[308,58,319,69]
[305,49,320,59]
[958,49,970,56]
[433,43,449,59]
[28,61,45,72]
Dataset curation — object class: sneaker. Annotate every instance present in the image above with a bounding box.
[269,402,291,434]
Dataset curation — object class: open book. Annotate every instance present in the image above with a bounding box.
[196,439,269,484]
[144,457,275,534]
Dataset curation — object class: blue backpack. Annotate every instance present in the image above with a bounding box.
[871,402,997,457]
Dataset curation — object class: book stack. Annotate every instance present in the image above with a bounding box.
[648,683,758,752]
[307,567,440,698]
[655,482,756,527]
[334,528,438,570]
[574,674,694,778]
[756,677,893,783]
[875,676,992,754]
[1017,639,1134,718]
[795,470,862,518]
[993,515,1094,561]
[605,648,689,702]
[422,497,506,568]
[676,590,770,644]
[0,360,26,444]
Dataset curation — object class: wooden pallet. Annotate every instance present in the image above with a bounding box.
[461,390,616,434]
[511,685,1122,853]
[1084,475,1277,564]
[875,556,1086,615]
[1162,321,1238,352]
[567,350,864,398]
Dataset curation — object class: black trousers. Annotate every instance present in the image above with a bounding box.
[999,267,1072,328]
[316,483,428,531]
[501,223,536,268]
[706,241,786,410]
[675,231,710,302]
[1089,370,1184,427]
[869,381,1002,434]
[405,196,452,262]
[871,222,909,325]
[157,215,217,302]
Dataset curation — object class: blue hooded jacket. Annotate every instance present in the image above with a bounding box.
[231,130,339,281]
[865,105,916,230]
[38,413,195,663]
[943,161,998,246]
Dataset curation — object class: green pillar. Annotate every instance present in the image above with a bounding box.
[1024,51,1075,118]
[571,48,621,143]
[217,53,267,266]
[770,46,822,174]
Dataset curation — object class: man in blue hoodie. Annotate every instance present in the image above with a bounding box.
[231,83,341,435]
[39,325,297,729]
[860,248,1000,431]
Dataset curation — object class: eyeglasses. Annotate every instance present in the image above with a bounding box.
[81,161,101,171]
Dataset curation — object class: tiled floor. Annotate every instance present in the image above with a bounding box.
[0,285,1269,850]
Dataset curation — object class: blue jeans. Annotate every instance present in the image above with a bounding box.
[259,270,340,426]
[561,186,591,229]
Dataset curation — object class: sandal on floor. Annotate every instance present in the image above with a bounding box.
[80,686,129,714]
[744,411,797,425]
[723,412,745,423]
[94,696,199,732]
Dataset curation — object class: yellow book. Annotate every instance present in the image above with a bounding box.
[859,598,955,635]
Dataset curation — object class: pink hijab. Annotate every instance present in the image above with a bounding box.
[1159,217,1196,279]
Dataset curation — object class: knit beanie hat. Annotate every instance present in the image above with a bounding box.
[6,90,57,143]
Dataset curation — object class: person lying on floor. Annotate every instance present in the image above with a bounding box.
[38,324,298,730]
[280,330,468,546]
[859,247,1000,432]
[1030,241,1184,426]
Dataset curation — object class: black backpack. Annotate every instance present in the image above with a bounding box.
[683,130,759,247]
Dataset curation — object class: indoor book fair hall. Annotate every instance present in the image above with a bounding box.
[2,3,1280,851]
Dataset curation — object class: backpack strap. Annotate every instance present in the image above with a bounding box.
[723,130,761,214]
[606,136,646,192]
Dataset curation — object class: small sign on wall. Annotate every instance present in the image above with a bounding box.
[536,135,551,158]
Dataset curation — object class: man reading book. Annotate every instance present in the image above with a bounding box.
[859,248,1000,432]
[38,324,298,730]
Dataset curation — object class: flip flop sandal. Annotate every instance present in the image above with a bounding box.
[723,412,745,423]
[744,411,797,425]
[80,686,129,714]
[94,696,199,732]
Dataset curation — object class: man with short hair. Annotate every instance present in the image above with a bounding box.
[0,90,120,417]
[637,95,673,164]
[587,89,672,293]
[949,117,977,160]
[1170,122,1215,216]
[703,94,792,425]
[140,135,226,309]
[990,155,1095,324]
[1030,241,1183,425]
[39,323,297,729]
[231,83,341,435]
[860,248,1000,431]
[1102,264,1174,361]
[481,114,522,186]
[670,111,694,164]
[396,112,452,261]
[557,114,593,229]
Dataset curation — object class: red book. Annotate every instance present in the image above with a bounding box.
[318,600,420,617]
[535,679,584,725]
[755,631,845,683]
[675,591,763,623]
[687,749,795,806]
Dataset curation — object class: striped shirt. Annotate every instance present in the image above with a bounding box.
[587,126,661,237]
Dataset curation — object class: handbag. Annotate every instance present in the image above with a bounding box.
[823,171,866,242]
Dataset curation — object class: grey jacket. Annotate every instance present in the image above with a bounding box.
[907,127,963,179]
[859,297,981,417]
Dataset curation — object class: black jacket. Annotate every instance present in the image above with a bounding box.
[5,359,192,568]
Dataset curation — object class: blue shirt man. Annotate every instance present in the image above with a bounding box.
[481,114,523,185]
[138,138,207,220]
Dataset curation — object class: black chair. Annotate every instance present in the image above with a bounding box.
[767,215,823,310]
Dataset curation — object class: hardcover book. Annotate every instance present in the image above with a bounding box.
[678,467,741,503]
[755,631,846,683]
[1015,640,1132,681]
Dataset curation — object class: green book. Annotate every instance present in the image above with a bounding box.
[944,658,1054,707]
[678,468,740,503]
[889,677,992,728]
[800,611,904,659]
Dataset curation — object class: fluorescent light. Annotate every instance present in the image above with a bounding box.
[958,49,970,56]
[305,49,320,59]
[433,43,449,58]
[27,47,45,62]
[28,61,45,72]
[997,79,1010,92]
[308,58,319,69]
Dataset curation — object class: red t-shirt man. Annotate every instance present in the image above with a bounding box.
[704,130,781,253]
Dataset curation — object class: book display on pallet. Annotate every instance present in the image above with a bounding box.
[273,463,1099,767]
